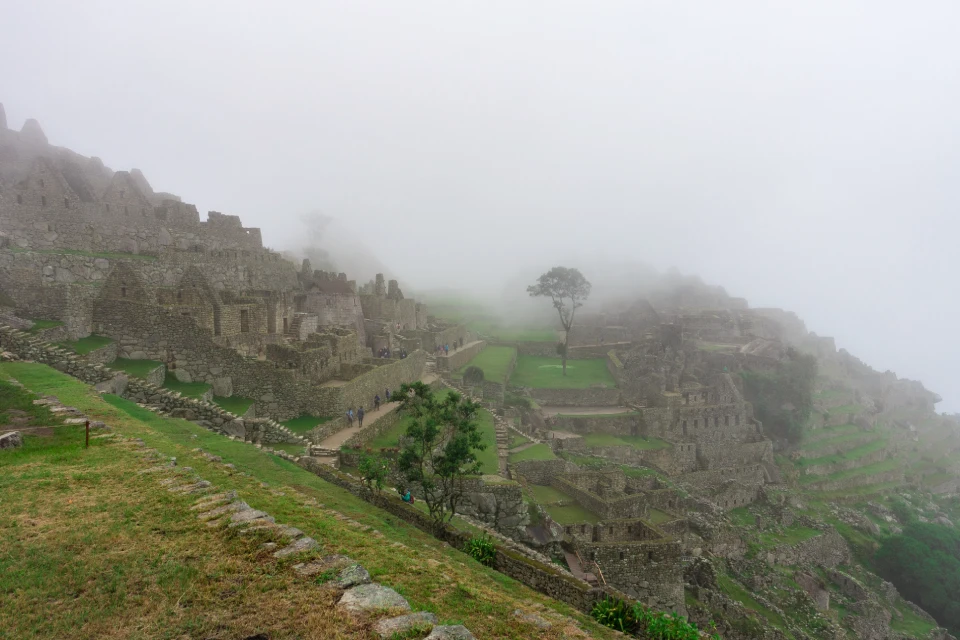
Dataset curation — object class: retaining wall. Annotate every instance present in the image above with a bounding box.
[529,387,621,407]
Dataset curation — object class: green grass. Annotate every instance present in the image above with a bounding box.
[528,484,571,505]
[281,415,333,434]
[717,574,795,638]
[580,433,671,451]
[212,395,254,416]
[890,602,937,637]
[801,459,902,486]
[25,319,64,333]
[162,375,212,399]
[0,361,621,640]
[802,424,861,444]
[800,427,871,453]
[798,438,887,468]
[269,442,308,456]
[646,508,675,525]
[758,526,822,547]
[369,391,455,450]
[8,247,157,261]
[510,356,616,389]
[508,443,557,463]
[544,504,599,524]
[510,433,532,449]
[457,346,516,384]
[467,320,556,342]
[56,334,113,354]
[106,357,163,378]
[728,507,756,527]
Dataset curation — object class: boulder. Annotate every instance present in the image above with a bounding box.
[94,373,128,396]
[169,408,197,421]
[338,583,411,613]
[212,376,233,397]
[273,536,318,558]
[0,431,23,449]
[173,369,193,384]
[425,625,477,639]
[374,612,438,638]
[336,563,372,588]
[222,419,246,439]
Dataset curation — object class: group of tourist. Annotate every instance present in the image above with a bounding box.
[344,385,401,427]
[434,338,465,356]
[377,347,409,359]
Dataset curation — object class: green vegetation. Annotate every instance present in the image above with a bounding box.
[591,596,720,639]
[527,484,571,505]
[580,433,671,451]
[0,362,620,640]
[9,247,157,261]
[717,574,794,637]
[876,522,960,634]
[758,526,822,547]
[106,357,163,378]
[457,345,516,383]
[162,376,211,399]
[741,348,818,443]
[25,319,64,333]
[394,382,488,529]
[646,508,675,525]
[463,534,497,567]
[727,507,756,527]
[509,432,532,448]
[212,395,254,416]
[281,415,332,434]
[798,437,887,468]
[544,504,599,524]
[801,459,901,486]
[527,266,592,377]
[508,443,557,463]
[57,334,113,355]
[800,424,866,452]
[511,356,616,389]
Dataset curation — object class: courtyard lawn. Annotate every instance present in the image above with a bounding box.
[57,335,113,355]
[580,433,671,451]
[545,504,599,524]
[213,395,254,416]
[527,484,571,505]
[162,376,212,399]
[281,415,333,434]
[646,508,676,525]
[510,356,616,389]
[457,345,516,384]
[508,443,556,463]
[509,432,532,448]
[26,319,64,333]
[107,357,163,378]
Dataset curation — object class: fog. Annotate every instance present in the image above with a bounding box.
[2,1,958,409]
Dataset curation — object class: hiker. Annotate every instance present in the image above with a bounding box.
[374,394,381,410]
[399,487,414,504]
[444,344,449,355]
[357,406,365,427]
[385,388,391,402]
[346,408,354,425]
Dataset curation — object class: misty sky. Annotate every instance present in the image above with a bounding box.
[2,2,958,410]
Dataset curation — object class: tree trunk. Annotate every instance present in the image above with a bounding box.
[562,329,568,376]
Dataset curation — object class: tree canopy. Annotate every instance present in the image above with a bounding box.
[528,266,591,376]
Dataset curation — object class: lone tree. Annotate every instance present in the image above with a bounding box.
[527,266,591,376]
[394,381,486,530]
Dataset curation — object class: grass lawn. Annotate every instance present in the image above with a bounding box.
[544,504,599,524]
[282,415,333,434]
[26,319,64,333]
[57,334,113,354]
[728,507,756,527]
[162,375,212,399]
[580,434,671,451]
[510,356,616,389]
[759,526,822,547]
[508,443,556,463]
[457,346,516,384]
[107,357,163,378]
[801,459,902,486]
[213,395,254,416]
[528,484,571,505]
[646,508,676,525]
[0,361,621,640]
[510,432,532,448]
[798,438,887,468]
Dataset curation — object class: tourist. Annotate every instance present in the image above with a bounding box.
[357,406,365,427]
[385,388,391,402]
[346,408,354,425]
[374,394,381,410]
[444,344,449,355]
[399,487,414,504]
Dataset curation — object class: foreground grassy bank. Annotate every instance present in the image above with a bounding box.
[0,362,615,640]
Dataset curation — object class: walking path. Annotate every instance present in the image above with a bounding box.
[316,401,400,451]
[540,405,633,417]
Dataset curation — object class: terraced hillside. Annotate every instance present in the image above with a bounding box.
[0,361,620,640]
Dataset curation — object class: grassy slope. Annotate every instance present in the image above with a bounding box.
[0,362,618,640]
[458,345,517,384]
[282,415,333,434]
[161,376,211,399]
[213,395,255,416]
[26,319,64,333]
[508,444,557,463]
[58,335,114,355]
[511,356,616,389]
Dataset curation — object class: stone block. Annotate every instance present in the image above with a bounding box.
[173,369,193,383]
[212,376,232,397]
[0,431,23,449]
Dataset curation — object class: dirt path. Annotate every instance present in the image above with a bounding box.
[540,405,632,417]
[317,401,399,450]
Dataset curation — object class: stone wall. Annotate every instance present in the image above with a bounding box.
[697,441,774,470]
[435,340,486,372]
[335,351,425,416]
[768,529,851,568]
[528,387,621,407]
[802,466,904,492]
[78,340,118,366]
[579,537,684,612]
[549,412,642,436]
[508,458,578,485]
[680,464,766,490]
[342,406,403,449]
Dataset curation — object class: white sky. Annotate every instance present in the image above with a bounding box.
[2,1,958,409]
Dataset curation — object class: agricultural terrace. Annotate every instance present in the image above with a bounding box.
[457,345,516,383]
[511,356,616,389]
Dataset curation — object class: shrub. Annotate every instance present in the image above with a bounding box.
[463,534,496,567]
[591,596,720,640]
[463,366,485,385]
[358,453,389,494]
[591,597,634,633]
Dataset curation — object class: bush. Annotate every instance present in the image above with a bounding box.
[463,366,485,385]
[463,534,496,566]
[591,597,633,633]
[591,596,720,639]
[358,453,389,494]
